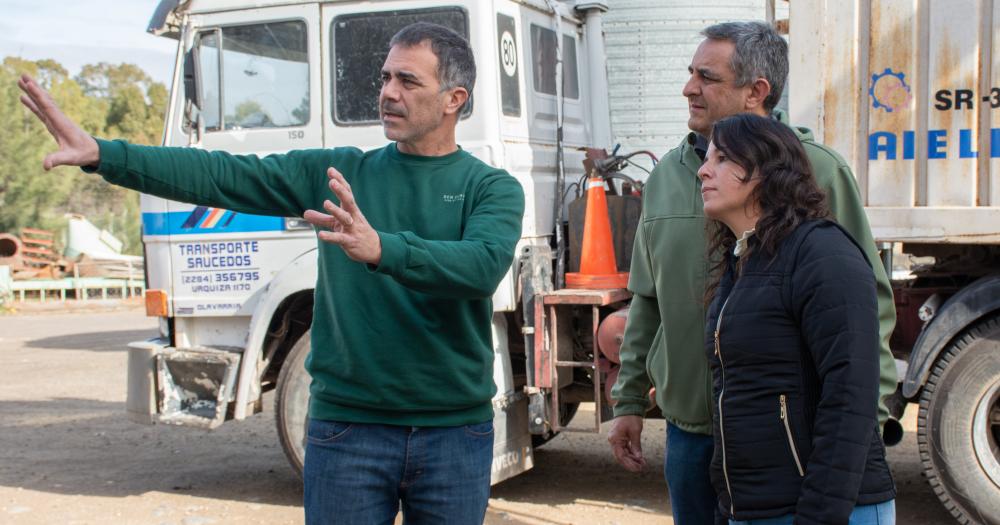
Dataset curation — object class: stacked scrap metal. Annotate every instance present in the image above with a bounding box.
[10,228,62,279]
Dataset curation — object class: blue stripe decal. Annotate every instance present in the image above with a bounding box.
[143,211,285,235]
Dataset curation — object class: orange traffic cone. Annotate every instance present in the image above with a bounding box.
[566,176,629,289]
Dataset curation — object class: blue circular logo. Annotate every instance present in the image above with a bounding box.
[870,68,912,113]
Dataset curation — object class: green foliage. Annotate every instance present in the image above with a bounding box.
[0,57,167,255]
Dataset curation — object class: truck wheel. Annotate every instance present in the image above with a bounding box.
[918,314,1000,525]
[275,329,311,478]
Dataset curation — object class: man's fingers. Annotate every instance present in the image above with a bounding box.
[20,74,77,141]
[19,94,60,140]
[317,230,349,246]
[43,150,81,171]
[302,209,338,230]
[43,153,61,171]
[611,442,628,463]
[322,199,353,227]
[611,443,644,472]
[609,423,645,472]
[327,177,358,215]
[22,75,53,108]
[327,167,350,189]
[21,95,56,134]
[19,93,43,119]
[621,444,645,470]
[20,75,70,146]
[620,456,644,472]
[326,168,360,214]
[19,75,54,116]
[629,434,643,458]
[16,75,37,102]
[304,205,353,234]
[619,436,644,461]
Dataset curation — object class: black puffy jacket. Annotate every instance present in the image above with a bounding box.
[704,220,895,524]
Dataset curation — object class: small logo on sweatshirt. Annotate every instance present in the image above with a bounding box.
[442,193,465,203]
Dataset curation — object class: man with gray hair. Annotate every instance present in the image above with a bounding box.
[607,20,897,523]
[19,21,524,525]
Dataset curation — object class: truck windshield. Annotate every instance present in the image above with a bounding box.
[331,7,469,124]
[195,19,309,131]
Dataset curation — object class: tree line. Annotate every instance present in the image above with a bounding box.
[1,57,167,255]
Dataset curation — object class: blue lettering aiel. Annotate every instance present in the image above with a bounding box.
[903,131,915,160]
[959,129,978,158]
[869,131,896,160]
[928,130,947,159]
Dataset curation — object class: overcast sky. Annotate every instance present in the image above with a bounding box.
[0,0,178,86]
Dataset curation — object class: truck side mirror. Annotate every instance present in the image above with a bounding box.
[183,47,200,109]
[182,47,203,144]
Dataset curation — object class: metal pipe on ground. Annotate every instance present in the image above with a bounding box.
[0,234,24,269]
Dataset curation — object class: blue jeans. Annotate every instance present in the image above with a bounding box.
[664,422,726,525]
[728,499,896,525]
[303,419,494,525]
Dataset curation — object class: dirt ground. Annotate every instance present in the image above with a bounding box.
[0,307,958,524]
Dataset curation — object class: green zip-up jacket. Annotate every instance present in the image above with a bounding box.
[611,112,897,434]
[89,139,525,427]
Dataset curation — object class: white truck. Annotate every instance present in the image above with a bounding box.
[130,0,998,523]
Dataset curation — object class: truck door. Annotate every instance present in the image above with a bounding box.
[502,4,590,241]
[163,4,321,321]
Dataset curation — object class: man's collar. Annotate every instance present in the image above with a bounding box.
[685,110,784,162]
[687,133,709,161]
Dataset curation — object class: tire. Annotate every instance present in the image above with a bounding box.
[918,314,1000,525]
[275,329,312,479]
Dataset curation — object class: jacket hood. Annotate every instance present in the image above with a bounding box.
[772,109,815,143]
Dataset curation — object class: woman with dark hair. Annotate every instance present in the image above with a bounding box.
[700,113,896,524]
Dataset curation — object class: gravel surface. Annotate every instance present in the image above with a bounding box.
[0,308,957,524]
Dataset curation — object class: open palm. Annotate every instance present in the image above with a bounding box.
[17,74,100,170]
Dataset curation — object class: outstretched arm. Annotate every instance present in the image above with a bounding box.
[18,74,99,169]
[19,74,320,219]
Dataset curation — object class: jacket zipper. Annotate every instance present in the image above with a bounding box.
[715,296,735,516]
[780,394,805,477]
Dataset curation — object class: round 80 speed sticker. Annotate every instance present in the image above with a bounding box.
[500,30,517,77]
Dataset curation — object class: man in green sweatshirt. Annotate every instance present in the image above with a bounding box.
[607,21,898,524]
[19,22,524,525]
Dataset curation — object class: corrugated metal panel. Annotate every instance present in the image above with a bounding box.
[603,0,771,160]
[927,0,980,206]
[790,0,1000,243]
[822,1,869,194]
[867,0,919,207]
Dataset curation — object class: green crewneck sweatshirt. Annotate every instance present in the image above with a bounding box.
[90,140,525,427]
